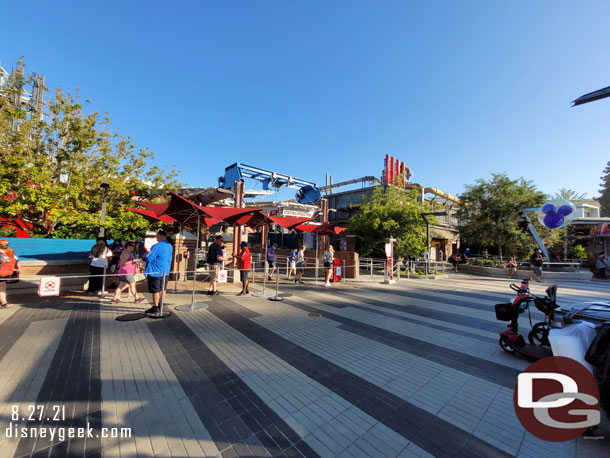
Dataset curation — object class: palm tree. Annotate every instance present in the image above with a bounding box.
[554,189,587,201]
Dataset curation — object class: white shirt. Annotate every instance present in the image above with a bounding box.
[90,247,111,268]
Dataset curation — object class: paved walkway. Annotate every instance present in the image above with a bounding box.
[0,274,609,457]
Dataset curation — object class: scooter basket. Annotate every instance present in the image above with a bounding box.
[534,297,557,315]
[494,303,513,321]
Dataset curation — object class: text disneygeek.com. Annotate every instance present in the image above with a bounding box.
[5,423,132,442]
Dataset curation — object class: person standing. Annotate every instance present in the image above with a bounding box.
[287,247,297,280]
[108,240,123,288]
[0,240,20,308]
[529,248,546,283]
[324,245,335,287]
[295,245,306,284]
[235,241,251,296]
[144,230,173,315]
[595,252,610,279]
[207,235,225,295]
[111,242,144,303]
[267,243,277,281]
[88,238,112,295]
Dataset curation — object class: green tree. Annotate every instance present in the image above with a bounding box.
[348,185,431,258]
[458,173,547,259]
[0,59,181,239]
[598,161,610,217]
[554,188,587,201]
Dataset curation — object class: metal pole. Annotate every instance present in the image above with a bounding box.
[174,222,182,292]
[175,216,208,312]
[269,262,283,301]
[384,260,387,283]
[341,259,345,283]
[150,271,172,318]
[252,224,273,297]
[370,258,373,278]
[397,260,401,282]
[315,258,319,284]
[101,266,107,297]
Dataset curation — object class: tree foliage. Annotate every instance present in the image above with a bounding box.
[458,173,548,258]
[0,59,181,239]
[598,161,610,217]
[554,188,587,201]
[348,185,431,258]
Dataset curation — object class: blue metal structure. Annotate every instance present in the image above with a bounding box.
[219,163,321,204]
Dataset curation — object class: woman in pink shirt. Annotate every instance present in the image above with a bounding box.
[111,242,144,303]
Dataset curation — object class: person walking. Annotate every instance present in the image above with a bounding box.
[295,245,306,284]
[143,230,173,315]
[87,238,112,295]
[267,243,277,281]
[529,248,546,283]
[287,248,297,280]
[0,240,20,308]
[207,235,225,295]
[504,257,518,279]
[235,241,251,295]
[111,242,144,303]
[323,245,335,287]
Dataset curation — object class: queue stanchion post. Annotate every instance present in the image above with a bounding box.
[101,267,107,297]
[150,271,171,319]
[269,264,283,301]
[252,258,273,298]
[397,260,401,282]
[175,257,209,312]
[315,257,319,284]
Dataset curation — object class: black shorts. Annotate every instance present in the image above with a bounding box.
[147,275,167,293]
[240,270,249,282]
[267,260,275,268]
[324,261,332,268]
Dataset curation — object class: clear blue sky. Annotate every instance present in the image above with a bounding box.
[2,1,609,200]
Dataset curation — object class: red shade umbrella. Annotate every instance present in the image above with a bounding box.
[136,202,170,216]
[312,223,347,235]
[126,207,177,224]
[265,215,315,230]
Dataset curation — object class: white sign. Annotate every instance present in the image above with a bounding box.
[217,269,228,284]
[385,243,393,258]
[38,277,61,297]
[335,267,342,277]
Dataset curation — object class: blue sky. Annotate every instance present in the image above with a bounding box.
[2,1,609,200]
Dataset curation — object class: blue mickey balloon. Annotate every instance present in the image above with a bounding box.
[537,199,576,229]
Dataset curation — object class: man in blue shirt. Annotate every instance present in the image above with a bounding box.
[207,235,225,295]
[144,229,173,315]
[267,243,277,281]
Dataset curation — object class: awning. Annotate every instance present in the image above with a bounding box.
[430,227,458,240]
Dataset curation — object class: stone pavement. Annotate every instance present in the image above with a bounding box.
[0,274,609,457]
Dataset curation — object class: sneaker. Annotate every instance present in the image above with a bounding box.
[299,281,304,284]
[207,291,214,296]
[268,276,273,281]
[236,292,244,296]
[144,306,159,314]
[325,283,331,287]
[135,297,145,303]
[110,298,120,303]
[535,279,542,283]
[214,291,221,295]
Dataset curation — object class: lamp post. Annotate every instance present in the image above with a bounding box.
[99,180,110,238]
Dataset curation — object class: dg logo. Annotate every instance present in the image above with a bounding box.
[514,356,600,441]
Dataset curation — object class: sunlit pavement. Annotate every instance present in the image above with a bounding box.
[0,274,609,457]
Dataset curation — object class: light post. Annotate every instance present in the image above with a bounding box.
[99,180,110,238]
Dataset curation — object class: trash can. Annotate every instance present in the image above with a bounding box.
[332,259,342,282]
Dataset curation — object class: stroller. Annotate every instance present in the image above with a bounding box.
[495,282,558,359]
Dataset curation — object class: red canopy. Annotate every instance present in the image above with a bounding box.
[126,207,177,224]
[197,205,263,226]
[317,223,347,235]
[300,223,348,235]
[136,202,169,216]
[266,215,315,230]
